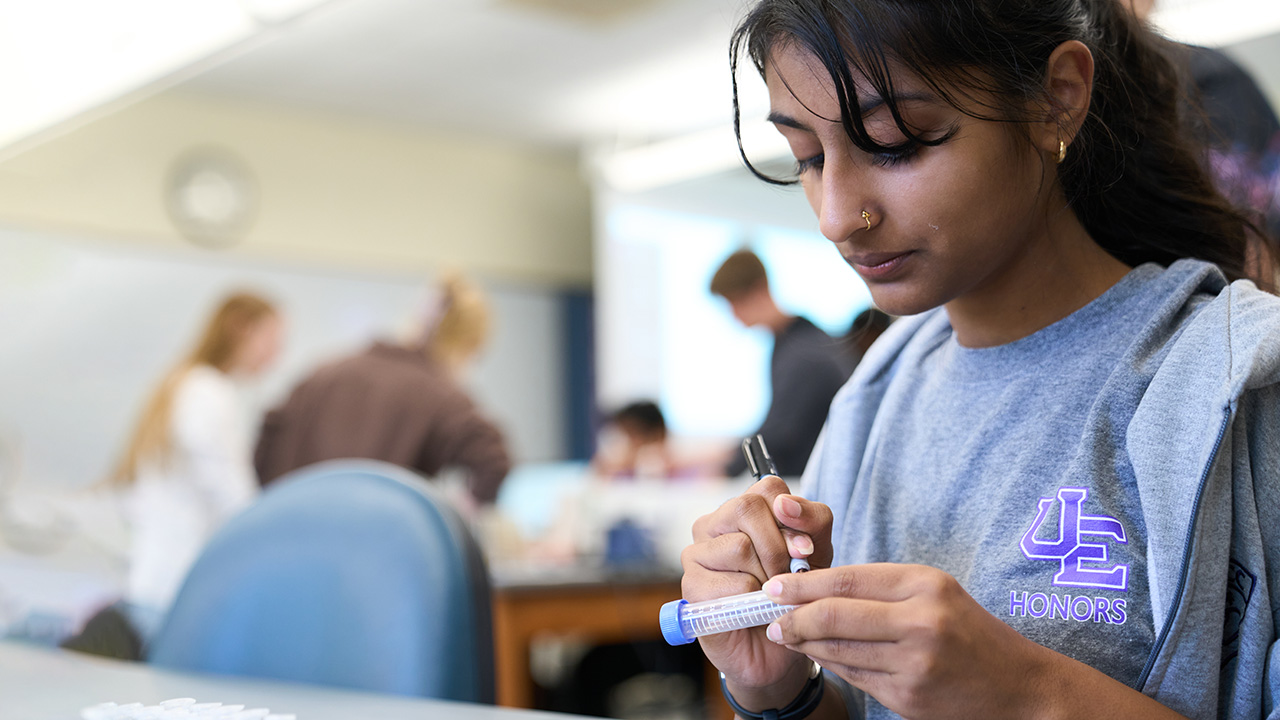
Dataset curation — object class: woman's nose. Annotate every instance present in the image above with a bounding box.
[814,163,871,244]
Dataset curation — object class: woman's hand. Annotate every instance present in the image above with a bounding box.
[760,563,1047,719]
[680,475,834,707]
[760,563,1188,720]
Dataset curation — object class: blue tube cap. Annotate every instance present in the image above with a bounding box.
[659,599,694,645]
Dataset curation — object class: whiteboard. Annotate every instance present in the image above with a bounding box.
[0,227,566,490]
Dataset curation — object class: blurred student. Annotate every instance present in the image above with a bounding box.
[254,274,510,505]
[842,307,891,368]
[112,292,282,633]
[588,399,711,479]
[710,249,851,477]
[592,401,678,479]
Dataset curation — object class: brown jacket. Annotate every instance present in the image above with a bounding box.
[254,342,511,503]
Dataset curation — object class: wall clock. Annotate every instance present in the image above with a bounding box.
[164,147,257,248]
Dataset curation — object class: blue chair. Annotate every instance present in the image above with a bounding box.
[148,460,494,703]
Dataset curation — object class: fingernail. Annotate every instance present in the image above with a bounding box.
[777,496,801,519]
[763,578,783,598]
[766,622,783,643]
[791,535,813,556]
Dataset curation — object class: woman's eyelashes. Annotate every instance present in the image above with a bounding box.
[870,141,921,167]
[795,126,958,175]
[794,142,917,175]
[796,153,824,175]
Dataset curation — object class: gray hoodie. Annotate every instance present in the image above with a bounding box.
[802,260,1280,719]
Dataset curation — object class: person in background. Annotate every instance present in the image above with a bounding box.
[842,307,891,369]
[683,0,1280,718]
[592,400,743,480]
[254,274,510,506]
[1127,0,1280,284]
[710,249,851,477]
[592,400,685,479]
[112,292,282,639]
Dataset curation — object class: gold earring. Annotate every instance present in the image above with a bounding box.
[1057,139,1067,164]
[862,210,873,231]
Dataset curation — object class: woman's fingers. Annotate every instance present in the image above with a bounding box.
[782,638,898,674]
[804,658,890,695]
[681,532,770,593]
[766,596,904,646]
[772,493,834,568]
[680,565,764,605]
[779,526,815,559]
[762,563,926,605]
[691,476,796,579]
[693,475,794,539]
[752,566,936,670]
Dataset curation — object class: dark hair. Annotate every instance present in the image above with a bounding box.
[844,307,891,360]
[612,401,667,437]
[710,248,769,299]
[730,0,1269,283]
[847,307,891,338]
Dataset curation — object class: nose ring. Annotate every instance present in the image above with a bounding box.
[862,210,873,231]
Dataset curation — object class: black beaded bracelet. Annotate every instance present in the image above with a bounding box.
[720,661,825,720]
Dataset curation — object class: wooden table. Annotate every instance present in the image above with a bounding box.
[491,565,731,719]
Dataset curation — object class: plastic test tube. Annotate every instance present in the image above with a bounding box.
[660,557,808,646]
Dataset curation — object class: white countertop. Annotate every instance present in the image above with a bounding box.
[0,641,583,720]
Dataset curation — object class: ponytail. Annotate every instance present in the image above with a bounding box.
[426,273,490,364]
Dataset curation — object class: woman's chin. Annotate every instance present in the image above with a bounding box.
[866,287,945,318]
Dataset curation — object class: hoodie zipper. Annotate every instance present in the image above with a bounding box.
[1135,406,1232,689]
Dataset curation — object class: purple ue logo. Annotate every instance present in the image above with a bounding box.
[1019,487,1129,591]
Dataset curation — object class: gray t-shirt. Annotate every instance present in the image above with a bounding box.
[818,263,1218,719]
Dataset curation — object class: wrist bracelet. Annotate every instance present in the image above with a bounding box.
[720,661,825,720]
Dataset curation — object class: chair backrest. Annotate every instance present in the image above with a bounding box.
[148,459,494,703]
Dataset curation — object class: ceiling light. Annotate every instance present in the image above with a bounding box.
[594,122,791,193]
[0,0,331,161]
[1151,0,1280,46]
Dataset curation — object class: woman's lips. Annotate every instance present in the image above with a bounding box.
[850,250,914,281]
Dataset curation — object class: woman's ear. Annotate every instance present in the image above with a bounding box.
[1037,40,1095,159]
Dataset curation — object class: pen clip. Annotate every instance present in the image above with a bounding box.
[741,434,778,480]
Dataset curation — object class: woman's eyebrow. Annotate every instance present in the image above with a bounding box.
[767,91,940,130]
[766,111,811,131]
[859,91,936,116]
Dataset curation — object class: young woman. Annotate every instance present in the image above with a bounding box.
[681,1,1280,718]
[113,292,282,633]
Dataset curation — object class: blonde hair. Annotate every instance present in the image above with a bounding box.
[426,274,490,364]
[110,292,277,486]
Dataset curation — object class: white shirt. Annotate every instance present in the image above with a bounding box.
[126,365,257,612]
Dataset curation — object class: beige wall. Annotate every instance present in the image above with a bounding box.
[0,91,593,286]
